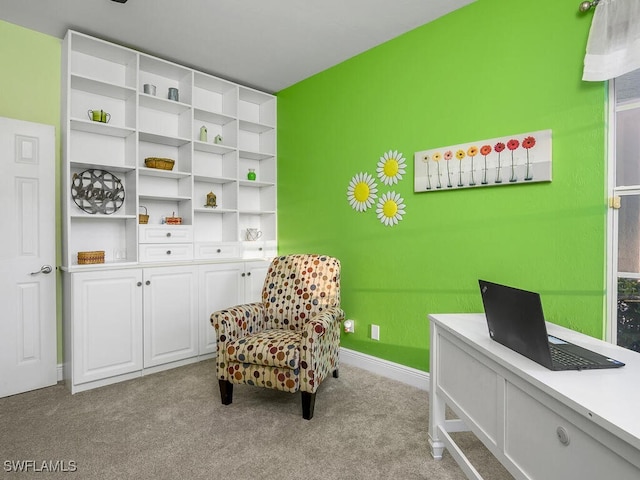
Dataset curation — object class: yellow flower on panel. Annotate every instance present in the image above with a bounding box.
[347,172,378,212]
[376,191,406,227]
[377,150,406,186]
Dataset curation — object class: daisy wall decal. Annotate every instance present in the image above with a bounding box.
[377,150,406,186]
[347,172,378,212]
[376,191,406,227]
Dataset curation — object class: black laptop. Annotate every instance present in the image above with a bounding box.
[478,280,625,371]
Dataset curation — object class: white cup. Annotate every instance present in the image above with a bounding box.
[245,228,262,241]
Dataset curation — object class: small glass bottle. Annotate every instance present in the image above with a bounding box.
[247,168,256,181]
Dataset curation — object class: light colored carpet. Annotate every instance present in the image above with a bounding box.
[0,360,513,479]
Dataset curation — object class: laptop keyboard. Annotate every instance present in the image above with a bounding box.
[549,344,598,368]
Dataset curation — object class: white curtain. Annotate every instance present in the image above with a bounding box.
[583,0,640,81]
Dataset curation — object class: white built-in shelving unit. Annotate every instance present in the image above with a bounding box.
[60,30,276,393]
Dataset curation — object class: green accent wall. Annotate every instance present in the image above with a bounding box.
[0,20,63,362]
[277,0,608,371]
[0,0,610,373]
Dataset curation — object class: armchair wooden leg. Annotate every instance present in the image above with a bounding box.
[219,380,233,405]
[301,392,316,420]
[333,369,339,378]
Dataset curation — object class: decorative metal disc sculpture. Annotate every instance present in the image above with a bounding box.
[71,169,125,214]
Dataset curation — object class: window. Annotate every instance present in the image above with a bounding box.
[608,69,640,352]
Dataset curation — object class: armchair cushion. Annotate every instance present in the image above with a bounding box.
[226,329,301,369]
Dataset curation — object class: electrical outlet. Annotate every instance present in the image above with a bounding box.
[344,319,355,333]
[371,324,380,341]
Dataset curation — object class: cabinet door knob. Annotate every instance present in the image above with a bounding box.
[166,232,171,237]
[145,280,151,286]
[247,272,251,276]
[166,250,172,255]
[556,426,570,446]
[217,249,221,253]
[137,282,142,287]
[241,273,246,277]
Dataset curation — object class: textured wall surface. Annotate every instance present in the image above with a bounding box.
[277,0,608,370]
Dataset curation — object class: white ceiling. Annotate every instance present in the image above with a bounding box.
[0,0,474,93]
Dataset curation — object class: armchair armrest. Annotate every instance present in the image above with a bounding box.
[211,302,267,343]
[300,307,344,393]
[211,302,267,381]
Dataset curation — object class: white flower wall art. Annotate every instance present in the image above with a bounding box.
[377,150,406,186]
[347,172,378,212]
[346,150,407,227]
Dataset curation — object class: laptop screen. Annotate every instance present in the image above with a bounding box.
[478,279,553,367]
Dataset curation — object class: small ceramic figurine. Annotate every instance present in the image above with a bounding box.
[199,125,207,142]
[205,191,217,208]
[214,134,223,144]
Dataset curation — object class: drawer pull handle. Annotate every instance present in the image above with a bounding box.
[166,250,172,255]
[556,426,570,446]
[166,232,171,237]
[217,249,221,253]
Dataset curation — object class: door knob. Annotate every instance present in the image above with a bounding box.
[30,265,53,275]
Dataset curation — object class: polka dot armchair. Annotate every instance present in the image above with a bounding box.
[210,254,344,419]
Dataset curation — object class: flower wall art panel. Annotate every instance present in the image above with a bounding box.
[414,129,552,193]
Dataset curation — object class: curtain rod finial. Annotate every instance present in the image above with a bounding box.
[579,1,599,13]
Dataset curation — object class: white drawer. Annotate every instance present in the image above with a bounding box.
[504,382,640,480]
[195,242,240,259]
[139,225,193,243]
[242,240,277,259]
[139,243,193,262]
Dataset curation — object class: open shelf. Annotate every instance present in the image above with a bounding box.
[63,30,276,269]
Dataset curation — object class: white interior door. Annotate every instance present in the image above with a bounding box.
[0,116,57,397]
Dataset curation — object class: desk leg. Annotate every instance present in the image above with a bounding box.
[429,320,446,460]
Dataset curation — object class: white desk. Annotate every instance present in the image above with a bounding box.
[429,313,640,480]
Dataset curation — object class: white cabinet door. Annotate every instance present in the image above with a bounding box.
[198,262,244,355]
[244,259,270,303]
[143,265,198,367]
[70,269,143,385]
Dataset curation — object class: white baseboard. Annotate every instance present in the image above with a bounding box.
[339,347,430,391]
[57,351,429,391]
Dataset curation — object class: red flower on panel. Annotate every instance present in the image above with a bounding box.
[522,136,536,149]
[507,139,519,182]
[522,136,536,180]
[494,142,505,183]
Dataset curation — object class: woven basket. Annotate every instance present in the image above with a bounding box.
[144,157,175,170]
[139,206,149,224]
[78,250,105,265]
